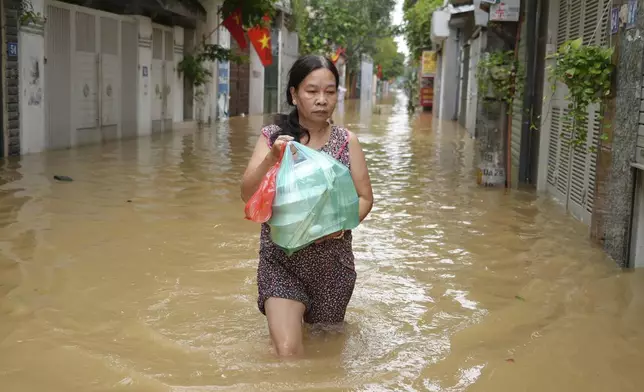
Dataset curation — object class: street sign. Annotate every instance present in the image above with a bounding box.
[7,42,17,57]
[421,50,437,77]
[420,76,434,108]
[489,0,520,22]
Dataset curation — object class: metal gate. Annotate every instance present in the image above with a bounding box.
[545,0,608,225]
[511,7,528,187]
[229,39,250,117]
[45,2,138,149]
[151,27,174,132]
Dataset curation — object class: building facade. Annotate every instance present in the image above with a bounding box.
[0,0,298,157]
[431,0,644,268]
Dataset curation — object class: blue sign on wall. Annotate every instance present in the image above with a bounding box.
[627,0,638,29]
[217,61,229,118]
[7,42,17,57]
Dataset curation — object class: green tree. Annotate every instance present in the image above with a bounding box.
[292,0,398,68]
[373,37,406,80]
[403,0,442,62]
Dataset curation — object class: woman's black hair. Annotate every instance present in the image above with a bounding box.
[270,55,340,144]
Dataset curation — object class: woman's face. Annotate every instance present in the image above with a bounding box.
[291,68,338,125]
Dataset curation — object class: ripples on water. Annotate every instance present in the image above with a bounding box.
[1,92,644,391]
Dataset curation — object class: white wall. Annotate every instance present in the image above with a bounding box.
[205,0,223,122]
[466,32,486,137]
[173,26,184,123]
[279,21,299,112]
[19,0,46,154]
[137,16,153,136]
[216,3,230,120]
[360,57,374,102]
[249,48,265,114]
[438,27,460,121]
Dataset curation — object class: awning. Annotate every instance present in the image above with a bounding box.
[57,0,207,27]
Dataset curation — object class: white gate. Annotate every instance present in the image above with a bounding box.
[45,5,71,150]
[72,9,121,145]
[45,1,139,149]
[545,0,608,225]
[151,27,174,133]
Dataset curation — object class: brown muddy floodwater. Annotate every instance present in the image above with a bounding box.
[1,93,644,392]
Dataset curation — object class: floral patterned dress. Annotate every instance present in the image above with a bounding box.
[256,124,357,324]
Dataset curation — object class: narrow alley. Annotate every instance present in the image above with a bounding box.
[1,93,644,391]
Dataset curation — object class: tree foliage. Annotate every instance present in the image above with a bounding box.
[19,0,46,25]
[547,38,614,150]
[373,37,405,80]
[403,0,442,62]
[292,0,399,68]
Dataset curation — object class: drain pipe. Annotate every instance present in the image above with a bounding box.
[437,0,450,120]
[518,0,539,184]
[454,28,462,121]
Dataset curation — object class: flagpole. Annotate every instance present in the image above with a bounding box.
[200,20,226,48]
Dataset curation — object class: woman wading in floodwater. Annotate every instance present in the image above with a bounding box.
[241,55,374,356]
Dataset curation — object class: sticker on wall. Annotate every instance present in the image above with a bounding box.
[627,0,638,29]
[28,57,42,106]
[142,66,148,77]
[611,7,620,34]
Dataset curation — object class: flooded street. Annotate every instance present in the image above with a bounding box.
[2,92,644,391]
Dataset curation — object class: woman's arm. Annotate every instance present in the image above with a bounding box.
[241,133,292,202]
[241,135,276,203]
[347,131,373,222]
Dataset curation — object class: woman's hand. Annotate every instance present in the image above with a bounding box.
[241,133,292,203]
[268,135,293,163]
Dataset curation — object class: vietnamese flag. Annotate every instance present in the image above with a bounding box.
[248,15,272,66]
[222,8,247,49]
[331,47,345,64]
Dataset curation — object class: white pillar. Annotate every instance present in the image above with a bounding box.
[438,49,447,121]
[201,0,222,123]
[19,0,46,155]
[216,2,230,120]
[137,16,153,136]
[173,26,184,123]
[249,48,265,114]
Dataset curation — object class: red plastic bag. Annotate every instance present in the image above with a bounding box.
[244,143,286,223]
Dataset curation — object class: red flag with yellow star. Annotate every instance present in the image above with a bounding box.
[331,47,345,64]
[222,8,247,50]
[248,15,272,66]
